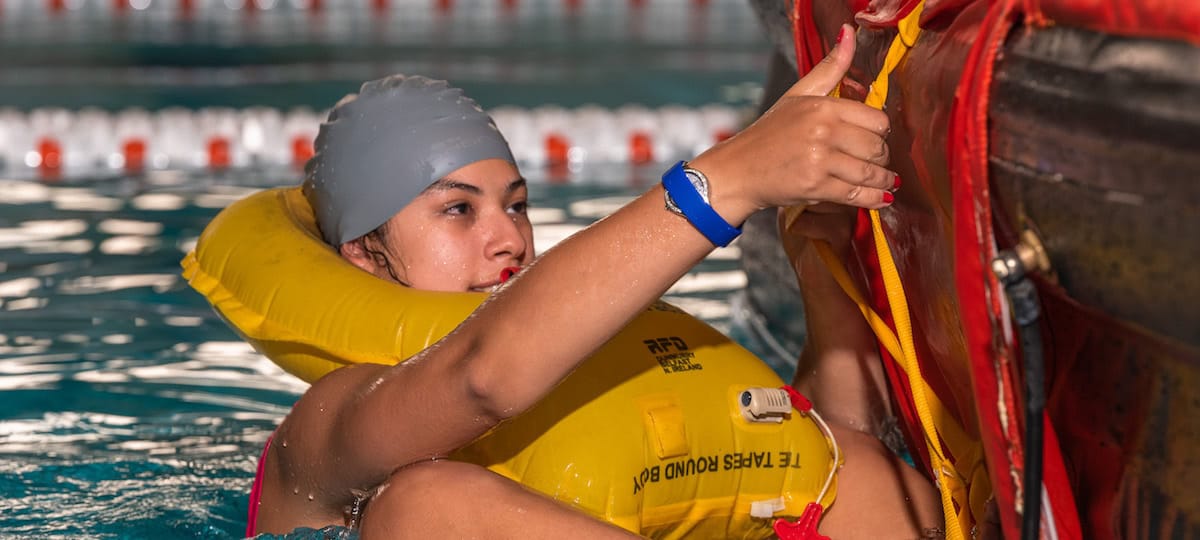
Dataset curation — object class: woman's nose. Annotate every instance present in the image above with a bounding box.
[484,210,528,261]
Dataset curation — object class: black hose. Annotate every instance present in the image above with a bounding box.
[1004,277,1045,540]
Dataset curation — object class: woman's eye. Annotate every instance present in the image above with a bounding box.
[508,201,528,215]
[445,202,471,215]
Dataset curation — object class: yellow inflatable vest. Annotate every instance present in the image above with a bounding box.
[182,187,837,539]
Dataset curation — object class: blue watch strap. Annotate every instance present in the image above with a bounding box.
[661,161,742,247]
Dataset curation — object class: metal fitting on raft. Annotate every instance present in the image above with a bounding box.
[992,228,1051,540]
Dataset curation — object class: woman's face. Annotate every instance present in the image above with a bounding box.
[341,158,535,292]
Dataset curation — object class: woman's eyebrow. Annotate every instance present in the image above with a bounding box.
[424,177,526,195]
[425,178,481,194]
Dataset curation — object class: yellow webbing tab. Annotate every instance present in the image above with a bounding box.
[645,404,690,460]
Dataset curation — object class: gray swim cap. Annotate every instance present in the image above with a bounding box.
[302,74,516,245]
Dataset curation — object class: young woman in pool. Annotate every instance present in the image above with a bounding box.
[253,26,941,539]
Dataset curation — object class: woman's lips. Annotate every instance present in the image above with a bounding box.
[470,267,523,293]
[499,266,521,283]
[469,280,501,293]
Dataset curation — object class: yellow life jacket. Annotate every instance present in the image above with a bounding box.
[181,187,837,539]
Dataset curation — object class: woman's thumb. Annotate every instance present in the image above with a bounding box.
[786,24,856,98]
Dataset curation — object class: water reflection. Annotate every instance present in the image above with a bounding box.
[0,174,319,536]
[0,170,763,537]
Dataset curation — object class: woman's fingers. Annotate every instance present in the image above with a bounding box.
[833,183,895,209]
[822,152,897,192]
[802,170,894,209]
[832,123,890,167]
[693,23,904,213]
[786,24,858,98]
[836,102,890,137]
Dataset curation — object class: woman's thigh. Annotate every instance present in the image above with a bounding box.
[359,460,639,540]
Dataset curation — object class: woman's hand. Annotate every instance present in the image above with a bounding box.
[779,202,859,295]
[690,23,896,223]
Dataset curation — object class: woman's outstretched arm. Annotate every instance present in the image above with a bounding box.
[280,24,895,507]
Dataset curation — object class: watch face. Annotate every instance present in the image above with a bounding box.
[666,193,683,215]
[683,169,710,204]
[664,166,709,215]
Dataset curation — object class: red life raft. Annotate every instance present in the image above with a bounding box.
[744,0,1200,538]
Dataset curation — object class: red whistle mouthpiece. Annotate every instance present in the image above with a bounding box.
[773,503,828,540]
[499,267,521,283]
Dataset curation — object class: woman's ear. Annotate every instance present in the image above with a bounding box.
[338,239,378,274]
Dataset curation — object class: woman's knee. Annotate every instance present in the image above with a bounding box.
[820,426,942,539]
[359,459,638,540]
[359,460,499,539]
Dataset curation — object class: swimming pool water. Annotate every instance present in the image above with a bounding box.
[0,0,795,534]
[0,0,770,111]
[0,165,802,539]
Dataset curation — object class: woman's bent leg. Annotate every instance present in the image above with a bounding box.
[818,425,943,540]
[359,460,640,540]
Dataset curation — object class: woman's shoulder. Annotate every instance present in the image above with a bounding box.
[277,363,393,460]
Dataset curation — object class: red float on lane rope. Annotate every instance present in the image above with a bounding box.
[208,137,231,169]
[545,133,570,165]
[123,139,147,172]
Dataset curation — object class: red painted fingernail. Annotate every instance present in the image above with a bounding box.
[835,25,847,45]
[893,174,902,190]
[882,191,895,204]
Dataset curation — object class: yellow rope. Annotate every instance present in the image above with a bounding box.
[812,241,970,540]
[816,4,974,538]
[809,239,978,471]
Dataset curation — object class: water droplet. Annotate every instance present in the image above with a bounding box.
[307,493,315,501]
[293,487,300,495]
[281,440,288,448]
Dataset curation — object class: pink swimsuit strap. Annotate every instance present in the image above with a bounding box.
[246,434,274,538]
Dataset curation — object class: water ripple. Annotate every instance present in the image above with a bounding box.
[0,173,780,538]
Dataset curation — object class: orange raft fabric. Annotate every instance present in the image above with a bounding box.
[917,0,1200,43]
[787,1,1196,539]
[950,1,1196,539]
[948,2,1081,539]
[1025,0,1200,45]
